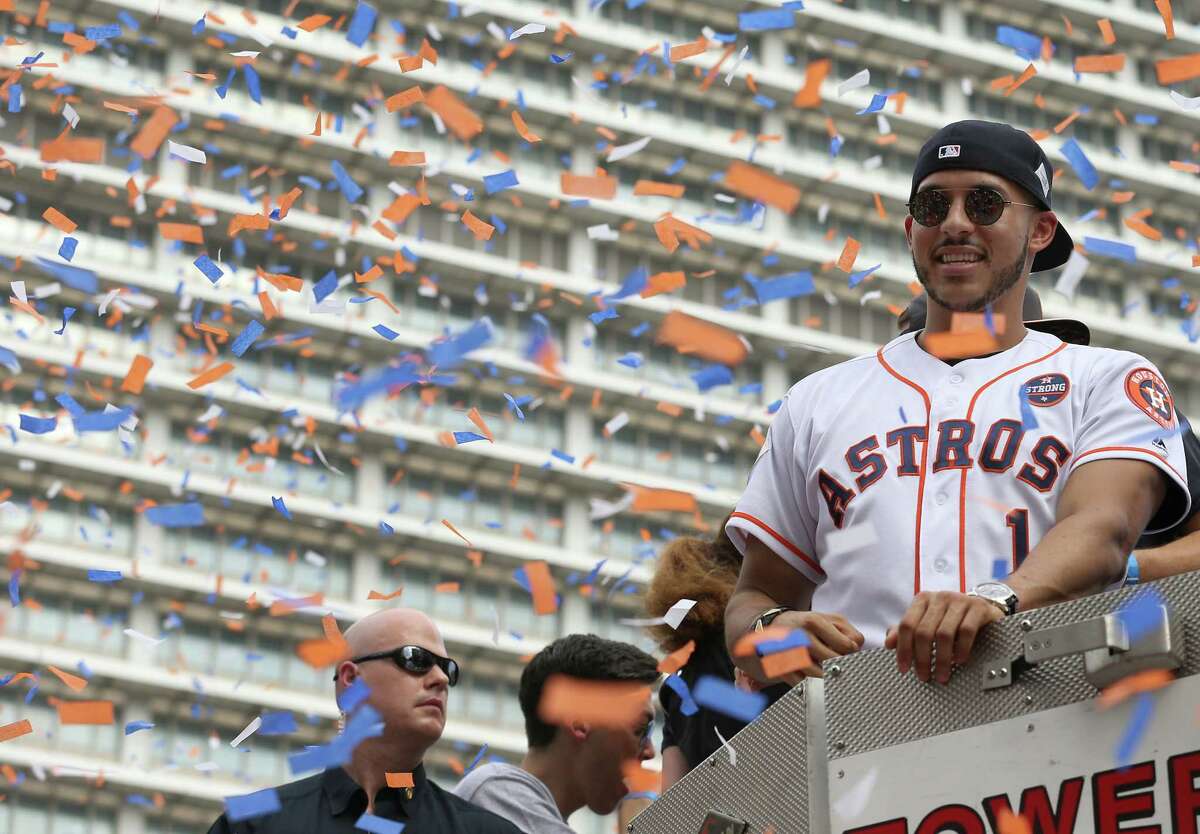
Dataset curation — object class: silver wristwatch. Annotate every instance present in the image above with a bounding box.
[967,581,1019,616]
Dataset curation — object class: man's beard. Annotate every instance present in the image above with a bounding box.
[912,234,1028,314]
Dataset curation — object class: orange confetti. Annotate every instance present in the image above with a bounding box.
[296,633,350,668]
[627,484,697,514]
[386,772,415,789]
[435,581,461,594]
[1004,64,1037,96]
[442,518,472,546]
[186,362,234,390]
[0,719,32,743]
[793,59,830,108]
[653,214,712,254]
[1097,18,1116,44]
[633,180,685,198]
[158,222,204,244]
[367,588,404,601]
[129,106,179,159]
[258,291,278,321]
[524,560,558,615]
[119,354,153,394]
[40,135,104,164]
[1097,668,1174,709]
[511,109,541,143]
[561,172,617,199]
[297,13,332,31]
[389,151,426,166]
[640,270,686,299]
[1156,0,1175,39]
[722,161,801,214]
[467,407,494,442]
[996,809,1033,834]
[1074,54,1125,73]
[668,37,707,62]
[386,86,424,111]
[760,646,812,678]
[47,666,88,692]
[1155,53,1200,84]
[836,237,860,272]
[41,206,76,234]
[538,675,651,729]
[56,700,114,725]
[658,640,696,675]
[423,85,483,140]
[656,310,748,366]
[622,760,661,794]
[461,210,495,241]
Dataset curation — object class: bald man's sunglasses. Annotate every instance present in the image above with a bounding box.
[907,186,1039,228]
[336,645,460,687]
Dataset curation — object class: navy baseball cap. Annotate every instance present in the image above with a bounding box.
[910,120,1074,273]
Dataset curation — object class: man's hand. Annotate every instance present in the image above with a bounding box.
[884,592,1002,684]
[751,610,865,682]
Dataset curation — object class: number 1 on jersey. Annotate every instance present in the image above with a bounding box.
[1006,508,1030,569]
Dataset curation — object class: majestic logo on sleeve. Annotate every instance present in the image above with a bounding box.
[1021,373,1070,407]
[1125,368,1175,429]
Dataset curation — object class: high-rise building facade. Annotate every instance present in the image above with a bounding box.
[1,0,1197,831]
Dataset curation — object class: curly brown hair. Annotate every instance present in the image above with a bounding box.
[642,521,742,652]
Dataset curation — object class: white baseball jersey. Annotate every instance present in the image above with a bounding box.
[727,328,1191,648]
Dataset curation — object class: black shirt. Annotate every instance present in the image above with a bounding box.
[206,764,526,834]
[1137,411,1200,550]
[659,634,789,772]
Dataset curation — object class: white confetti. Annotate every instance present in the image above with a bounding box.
[485,21,506,41]
[97,289,120,316]
[1053,250,1090,301]
[0,195,11,212]
[231,716,262,747]
[229,50,260,58]
[714,726,736,766]
[123,628,164,645]
[724,45,749,86]
[837,69,870,96]
[195,403,224,423]
[1168,90,1200,111]
[589,490,635,520]
[314,442,344,475]
[859,290,882,306]
[10,280,26,303]
[167,140,206,164]
[587,223,619,241]
[62,102,79,128]
[509,22,546,40]
[606,135,651,163]
[603,411,629,437]
[876,114,891,135]
[491,606,501,646]
[663,598,698,630]
[32,282,61,299]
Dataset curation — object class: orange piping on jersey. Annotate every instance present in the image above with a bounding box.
[875,347,932,596]
[1073,446,1186,484]
[959,342,1069,591]
[730,511,826,578]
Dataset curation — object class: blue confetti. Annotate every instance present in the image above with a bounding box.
[995,25,1042,61]
[19,414,57,434]
[331,159,364,203]
[738,8,795,31]
[589,308,619,325]
[259,711,298,736]
[692,675,766,723]
[991,559,1008,580]
[231,319,265,357]
[335,363,421,412]
[662,674,698,716]
[755,630,809,656]
[372,324,399,340]
[1060,139,1099,191]
[243,63,262,104]
[549,52,573,63]
[848,264,882,288]
[691,364,733,392]
[483,169,519,194]
[355,813,405,834]
[1083,236,1137,263]
[8,570,19,607]
[34,256,98,293]
[1114,693,1154,768]
[856,93,888,115]
[75,407,135,433]
[54,306,76,335]
[463,743,488,775]
[550,448,575,464]
[616,352,644,368]
[272,496,292,520]
[336,678,371,713]
[289,704,384,774]
[749,271,815,303]
[345,1,377,47]
[193,254,223,284]
[453,431,488,444]
[87,569,123,583]
[1116,587,1167,642]
[145,502,206,528]
[313,269,338,303]
[124,720,155,735]
[426,318,494,368]
[223,788,282,823]
[58,236,78,261]
[84,24,121,40]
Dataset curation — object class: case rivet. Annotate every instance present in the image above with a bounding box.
[837,770,845,779]
[1020,619,1033,631]
[987,670,996,679]
[834,741,846,751]
[828,664,842,678]
[1026,722,1034,732]
[1024,695,1034,706]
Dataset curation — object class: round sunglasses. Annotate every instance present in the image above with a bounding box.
[336,645,461,687]
[907,186,1039,228]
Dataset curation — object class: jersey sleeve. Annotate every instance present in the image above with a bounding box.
[726,391,824,584]
[1070,352,1191,533]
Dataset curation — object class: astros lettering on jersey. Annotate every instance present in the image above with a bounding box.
[727,328,1192,649]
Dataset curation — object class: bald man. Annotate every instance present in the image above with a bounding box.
[208,608,525,833]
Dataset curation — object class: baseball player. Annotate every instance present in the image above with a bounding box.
[900,290,1200,588]
[725,120,1192,686]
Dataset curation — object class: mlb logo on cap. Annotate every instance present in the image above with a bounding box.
[938,145,961,158]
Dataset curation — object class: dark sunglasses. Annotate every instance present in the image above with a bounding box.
[907,186,1039,228]
[335,645,460,687]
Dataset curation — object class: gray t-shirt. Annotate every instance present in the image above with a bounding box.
[453,762,575,834]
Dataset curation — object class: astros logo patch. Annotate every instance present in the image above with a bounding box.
[1125,367,1175,429]
[1021,372,1070,407]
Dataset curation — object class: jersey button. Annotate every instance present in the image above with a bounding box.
[945,397,959,408]
[949,373,964,384]
[934,557,950,573]
[934,492,948,505]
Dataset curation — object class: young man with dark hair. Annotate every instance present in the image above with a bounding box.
[453,634,659,833]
